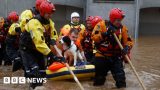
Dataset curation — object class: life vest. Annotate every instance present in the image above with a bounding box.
[6,25,20,49]
[60,23,85,36]
[34,15,57,46]
[96,25,123,55]
[70,23,82,32]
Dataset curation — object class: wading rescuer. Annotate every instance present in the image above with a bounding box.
[79,16,102,63]
[19,1,65,89]
[5,11,23,71]
[92,8,133,88]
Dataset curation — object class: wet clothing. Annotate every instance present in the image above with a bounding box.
[19,15,59,88]
[92,20,133,88]
[5,23,21,62]
[93,56,126,88]
[19,18,49,89]
[92,20,133,57]
[34,15,58,46]
[79,29,94,62]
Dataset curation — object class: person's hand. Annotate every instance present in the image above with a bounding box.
[108,25,117,33]
[102,25,117,38]
[122,45,130,55]
[55,57,66,63]
[47,52,66,65]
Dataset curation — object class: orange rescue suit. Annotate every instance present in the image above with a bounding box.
[92,20,133,57]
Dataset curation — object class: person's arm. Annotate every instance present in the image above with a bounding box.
[91,20,106,43]
[19,10,33,32]
[26,19,51,55]
[122,26,134,49]
[26,19,65,64]
[59,24,71,36]
[78,28,85,43]
[121,26,134,56]
[49,19,58,46]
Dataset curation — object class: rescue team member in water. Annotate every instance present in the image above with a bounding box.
[79,16,102,63]
[19,1,65,89]
[92,8,133,88]
[20,0,60,57]
[5,11,23,71]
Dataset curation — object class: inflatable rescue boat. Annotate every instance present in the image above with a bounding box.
[46,62,95,80]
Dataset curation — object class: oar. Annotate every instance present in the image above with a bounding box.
[53,45,85,90]
[113,33,146,90]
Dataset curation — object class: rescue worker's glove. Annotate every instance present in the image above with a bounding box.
[108,25,117,33]
[47,52,66,65]
[50,39,56,45]
[122,45,130,55]
[55,57,65,63]
[102,25,117,38]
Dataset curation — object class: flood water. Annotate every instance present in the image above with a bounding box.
[0,36,160,90]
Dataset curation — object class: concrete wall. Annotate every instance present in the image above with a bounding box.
[0,0,84,17]
[0,0,35,17]
[139,7,160,36]
[52,0,84,8]
[86,0,136,37]
[138,0,160,36]
[140,0,160,9]
[52,5,83,33]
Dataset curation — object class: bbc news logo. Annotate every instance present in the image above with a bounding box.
[3,77,47,84]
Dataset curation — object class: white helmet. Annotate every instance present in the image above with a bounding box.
[71,12,80,19]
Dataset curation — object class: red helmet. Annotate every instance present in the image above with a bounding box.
[39,1,55,17]
[92,16,102,27]
[8,11,19,22]
[35,0,46,11]
[86,16,102,28]
[109,8,125,23]
[86,16,94,22]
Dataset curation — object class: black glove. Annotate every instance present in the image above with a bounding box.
[108,25,117,33]
[55,57,65,63]
[102,25,117,38]
[122,45,130,55]
[47,52,66,65]
[50,39,56,45]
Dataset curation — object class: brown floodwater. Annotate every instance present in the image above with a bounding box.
[0,36,160,90]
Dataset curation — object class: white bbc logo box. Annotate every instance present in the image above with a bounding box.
[3,77,26,84]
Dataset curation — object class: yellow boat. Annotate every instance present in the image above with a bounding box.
[46,65,95,80]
